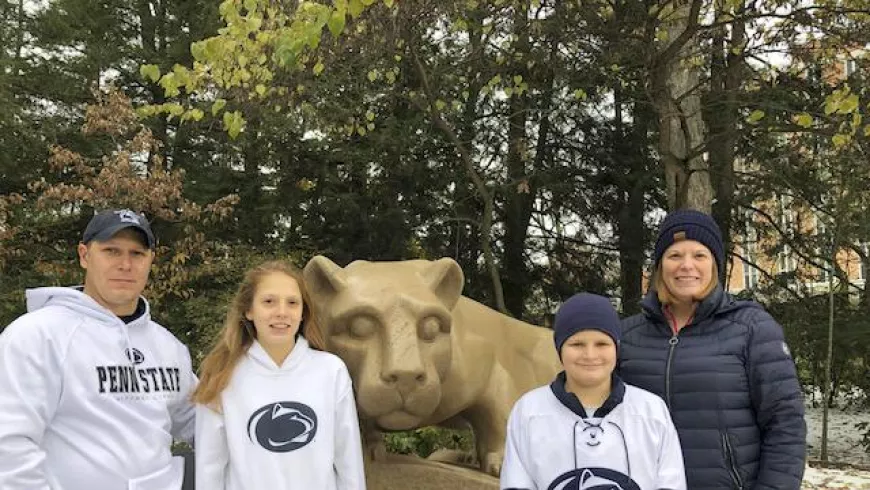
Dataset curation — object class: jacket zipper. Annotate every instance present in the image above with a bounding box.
[721,431,744,490]
[664,334,679,408]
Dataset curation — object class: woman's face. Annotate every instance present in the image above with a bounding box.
[245,271,304,349]
[661,239,715,304]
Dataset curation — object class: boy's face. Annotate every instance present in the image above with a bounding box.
[78,228,154,316]
[560,329,616,391]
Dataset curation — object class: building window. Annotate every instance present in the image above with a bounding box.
[845,59,857,77]
[743,211,759,290]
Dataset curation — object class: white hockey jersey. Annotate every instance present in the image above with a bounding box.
[501,374,686,490]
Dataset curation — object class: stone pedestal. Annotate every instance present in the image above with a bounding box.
[365,454,498,490]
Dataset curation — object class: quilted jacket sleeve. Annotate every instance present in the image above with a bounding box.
[745,306,806,490]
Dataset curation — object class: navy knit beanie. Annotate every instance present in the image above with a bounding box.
[653,209,725,272]
[553,293,621,358]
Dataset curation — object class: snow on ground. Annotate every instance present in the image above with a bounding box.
[803,401,870,488]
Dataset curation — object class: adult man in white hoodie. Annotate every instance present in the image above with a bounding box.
[0,209,196,490]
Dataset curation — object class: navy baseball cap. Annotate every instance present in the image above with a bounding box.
[82,209,156,249]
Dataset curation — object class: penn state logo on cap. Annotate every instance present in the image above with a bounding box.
[125,348,145,365]
[548,468,640,490]
[247,402,318,452]
[82,209,156,249]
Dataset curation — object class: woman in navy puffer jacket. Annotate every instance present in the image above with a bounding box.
[619,209,806,490]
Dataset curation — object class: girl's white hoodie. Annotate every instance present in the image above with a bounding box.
[195,337,366,490]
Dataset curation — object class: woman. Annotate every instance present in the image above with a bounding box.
[619,209,806,490]
[501,293,686,490]
[193,260,366,490]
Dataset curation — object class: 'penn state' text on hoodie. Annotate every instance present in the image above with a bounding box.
[0,287,197,490]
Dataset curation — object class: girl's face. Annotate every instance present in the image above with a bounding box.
[245,272,304,349]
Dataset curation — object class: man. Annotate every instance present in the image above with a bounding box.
[0,209,196,490]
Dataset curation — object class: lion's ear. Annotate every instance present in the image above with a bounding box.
[424,258,464,309]
[303,255,347,304]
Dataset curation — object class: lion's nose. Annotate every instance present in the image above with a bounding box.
[382,368,427,393]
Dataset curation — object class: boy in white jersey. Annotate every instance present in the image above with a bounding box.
[500,293,686,490]
[0,209,196,490]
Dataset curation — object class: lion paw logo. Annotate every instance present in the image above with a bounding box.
[125,348,145,365]
[247,402,318,452]
[548,468,639,490]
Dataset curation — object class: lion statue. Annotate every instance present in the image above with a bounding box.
[302,255,561,476]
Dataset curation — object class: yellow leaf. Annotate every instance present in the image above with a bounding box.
[793,113,813,128]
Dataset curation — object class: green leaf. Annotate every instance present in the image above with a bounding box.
[313,62,325,75]
[349,0,364,18]
[746,109,765,124]
[255,84,267,97]
[211,99,227,116]
[434,99,446,111]
[838,94,860,115]
[223,110,246,139]
[832,133,849,148]
[188,108,204,121]
[139,64,161,83]
[327,10,346,37]
[384,0,395,6]
[367,69,379,82]
[573,88,587,100]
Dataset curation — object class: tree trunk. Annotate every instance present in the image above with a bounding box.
[649,0,712,212]
[707,0,745,281]
[502,2,534,319]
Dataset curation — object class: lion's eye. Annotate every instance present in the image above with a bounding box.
[349,316,377,339]
[419,317,441,341]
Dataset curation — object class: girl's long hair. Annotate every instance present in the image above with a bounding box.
[192,260,325,409]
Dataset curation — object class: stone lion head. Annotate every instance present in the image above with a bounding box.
[303,255,464,430]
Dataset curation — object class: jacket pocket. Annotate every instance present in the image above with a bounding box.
[720,431,744,490]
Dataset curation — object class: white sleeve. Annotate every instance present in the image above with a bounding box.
[655,403,687,490]
[0,319,61,489]
[500,400,536,490]
[170,346,197,446]
[195,404,228,490]
[333,366,366,490]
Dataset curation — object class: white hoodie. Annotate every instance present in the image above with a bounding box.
[0,287,196,490]
[195,337,366,490]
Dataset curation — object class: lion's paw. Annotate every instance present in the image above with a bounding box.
[482,451,502,477]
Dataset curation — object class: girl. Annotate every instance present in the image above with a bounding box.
[193,261,366,490]
[501,293,685,490]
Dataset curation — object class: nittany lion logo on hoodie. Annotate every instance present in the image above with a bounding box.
[548,467,640,490]
[247,402,318,452]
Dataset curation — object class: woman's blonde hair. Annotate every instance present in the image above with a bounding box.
[652,259,719,305]
[192,260,325,408]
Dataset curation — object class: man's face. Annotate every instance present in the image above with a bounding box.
[78,228,154,316]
